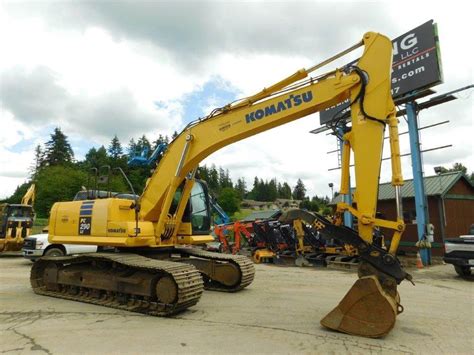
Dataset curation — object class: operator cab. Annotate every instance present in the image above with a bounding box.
[171,180,212,235]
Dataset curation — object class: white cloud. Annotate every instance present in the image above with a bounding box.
[0,1,472,202]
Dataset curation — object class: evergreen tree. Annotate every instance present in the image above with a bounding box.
[197,165,209,181]
[136,135,152,156]
[29,144,44,178]
[218,168,233,189]
[437,162,473,183]
[300,196,320,212]
[437,162,470,176]
[172,131,179,140]
[128,138,138,156]
[43,127,74,166]
[279,182,292,199]
[268,179,278,202]
[85,146,109,168]
[235,178,247,199]
[207,165,219,193]
[247,177,260,200]
[153,134,167,150]
[310,196,321,211]
[292,179,306,200]
[108,135,123,159]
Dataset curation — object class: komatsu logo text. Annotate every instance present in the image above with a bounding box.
[245,91,313,124]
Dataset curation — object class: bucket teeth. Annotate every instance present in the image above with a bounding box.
[320,275,398,338]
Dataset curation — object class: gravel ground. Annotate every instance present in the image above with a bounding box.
[0,255,473,354]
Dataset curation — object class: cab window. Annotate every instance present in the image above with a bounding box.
[190,182,211,233]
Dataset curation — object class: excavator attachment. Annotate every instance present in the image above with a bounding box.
[320,275,398,338]
[276,209,411,338]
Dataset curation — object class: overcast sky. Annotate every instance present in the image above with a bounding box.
[0,0,472,199]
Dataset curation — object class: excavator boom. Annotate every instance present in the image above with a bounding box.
[21,184,36,206]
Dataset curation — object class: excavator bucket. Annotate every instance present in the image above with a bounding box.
[320,275,398,338]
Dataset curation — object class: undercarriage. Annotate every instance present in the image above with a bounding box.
[31,248,255,316]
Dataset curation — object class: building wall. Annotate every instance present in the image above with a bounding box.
[427,196,442,241]
[378,197,444,255]
[376,178,473,256]
[446,178,473,195]
[443,198,474,238]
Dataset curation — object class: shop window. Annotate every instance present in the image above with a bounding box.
[403,210,417,224]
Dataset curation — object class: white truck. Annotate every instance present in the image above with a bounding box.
[443,224,474,277]
[22,233,97,261]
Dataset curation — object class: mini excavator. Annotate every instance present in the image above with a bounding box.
[31,32,412,338]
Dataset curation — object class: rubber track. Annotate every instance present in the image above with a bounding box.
[30,253,203,316]
[175,247,255,292]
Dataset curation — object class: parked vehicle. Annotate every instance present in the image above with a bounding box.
[0,184,36,252]
[22,233,97,261]
[443,224,474,277]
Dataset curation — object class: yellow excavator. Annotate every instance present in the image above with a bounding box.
[31,32,412,338]
[0,184,36,252]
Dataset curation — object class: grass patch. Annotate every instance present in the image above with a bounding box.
[231,208,254,221]
[32,218,48,235]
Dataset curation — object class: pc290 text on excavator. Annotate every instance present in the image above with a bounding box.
[31,32,412,338]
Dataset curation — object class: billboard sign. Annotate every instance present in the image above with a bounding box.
[319,20,443,125]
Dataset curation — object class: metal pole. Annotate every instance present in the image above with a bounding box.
[406,102,431,265]
[337,128,353,228]
[395,186,403,220]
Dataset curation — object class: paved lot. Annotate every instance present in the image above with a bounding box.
[1,256,473,354]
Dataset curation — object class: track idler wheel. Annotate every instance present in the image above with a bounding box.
[155,276,178,304]
[320,275,398,338]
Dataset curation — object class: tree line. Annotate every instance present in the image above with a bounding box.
[5,127,470,218]
[3,127,329,217]
[3,128,177,217]
[197,165,330,214]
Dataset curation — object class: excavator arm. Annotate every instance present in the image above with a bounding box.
[136,32,409,337]
[141,32,400,243]
[21,184,35,206]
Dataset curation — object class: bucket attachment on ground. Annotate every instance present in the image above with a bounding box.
[252,249,275,263]
[295,254,311,267]
[320,275,398,338]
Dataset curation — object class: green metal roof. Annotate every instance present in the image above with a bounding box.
[331,171,472,204]
[241,209,281,222]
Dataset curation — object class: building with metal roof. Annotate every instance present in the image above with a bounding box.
[331,171,470,203]
[331,171,474,255]
[241,210,281,222]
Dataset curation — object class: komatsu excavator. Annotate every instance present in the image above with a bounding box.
[31,32,412,338]
[0,184,35,252]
